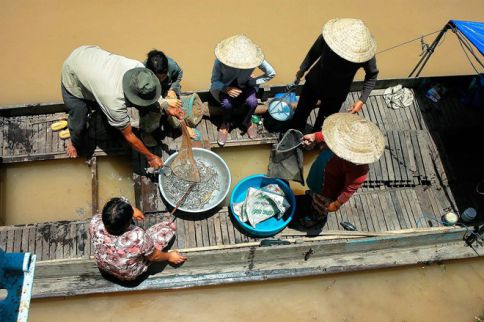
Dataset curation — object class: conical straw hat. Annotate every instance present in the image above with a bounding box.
[322,113,384,164]
[215,34,264,69]
[322,18,376,63]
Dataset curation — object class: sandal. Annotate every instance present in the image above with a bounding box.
[217,129,228,146]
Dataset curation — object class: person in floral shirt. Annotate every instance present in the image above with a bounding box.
[89,197,187,281]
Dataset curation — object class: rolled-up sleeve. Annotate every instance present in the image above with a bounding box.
[250,60,276,86]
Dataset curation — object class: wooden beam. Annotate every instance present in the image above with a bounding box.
[31,229,480,299]
[88,157,99,215]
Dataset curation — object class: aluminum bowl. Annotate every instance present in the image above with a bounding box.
[158,148,231,213]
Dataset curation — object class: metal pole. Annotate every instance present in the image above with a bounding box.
[453,28,484,70]
[409,24,451,78]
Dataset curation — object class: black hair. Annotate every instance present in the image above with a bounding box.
[102,197,134,236]
[146,49,168,75]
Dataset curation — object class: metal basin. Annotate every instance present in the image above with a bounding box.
[158,148,231,213]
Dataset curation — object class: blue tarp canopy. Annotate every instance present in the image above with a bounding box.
[450,20,484,55]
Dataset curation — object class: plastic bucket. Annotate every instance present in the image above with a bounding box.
[229,174,296,237]
[268,92,297,121]
[461,207,477,222]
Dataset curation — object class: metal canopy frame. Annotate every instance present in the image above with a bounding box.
[409,20,484,78]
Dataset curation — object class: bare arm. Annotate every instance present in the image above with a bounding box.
[146,248,187,265]
[119,124,163,168]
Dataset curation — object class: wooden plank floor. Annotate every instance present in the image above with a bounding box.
[2,85,479,263]
[131,89,439,213]
[0,112,129,163]
[0,187,445,261]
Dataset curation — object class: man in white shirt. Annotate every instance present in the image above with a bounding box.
[61,45,182,168]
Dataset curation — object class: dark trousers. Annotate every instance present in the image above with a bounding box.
[61,84,90,150]
[219,86,258,128]
[290,84,344,132]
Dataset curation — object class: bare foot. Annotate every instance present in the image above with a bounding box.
[66,140,78,158]
[220,122,229,133]
[167,250,187,265]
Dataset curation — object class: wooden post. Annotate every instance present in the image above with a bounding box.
[88,157,99,215]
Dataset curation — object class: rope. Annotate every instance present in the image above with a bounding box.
[451,26,484,74]
[376,30,441,55]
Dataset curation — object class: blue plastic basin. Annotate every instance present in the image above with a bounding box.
[268,92,297,121]
[229,174,296,237]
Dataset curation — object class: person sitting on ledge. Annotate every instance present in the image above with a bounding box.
[145,49,183,99]
[144,49,200,141]
[89,197,187,282]
[299,112,384,228]
[210,34,276,146]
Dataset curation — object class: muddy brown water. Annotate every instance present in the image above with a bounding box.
[0,0,483,106]
[0,146,317,224]
[1,0,483,320]
[0,157,135,225]
[29,258,484,322]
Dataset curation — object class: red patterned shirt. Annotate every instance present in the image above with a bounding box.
[89,214,155,281]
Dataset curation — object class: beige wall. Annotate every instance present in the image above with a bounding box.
[0,0,482,106]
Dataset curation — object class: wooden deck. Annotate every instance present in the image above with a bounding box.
[130,87,448,214]
[0,186,453,263]
[1,76,483,298]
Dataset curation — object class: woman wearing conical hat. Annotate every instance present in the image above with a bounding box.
[291,18,379,133]
[299,113,385,228]
[210,34,276,146]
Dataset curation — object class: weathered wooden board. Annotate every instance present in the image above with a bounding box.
[31,228,477,298]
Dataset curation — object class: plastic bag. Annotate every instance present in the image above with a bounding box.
[383,85,414,109]
[233,184,290,228]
